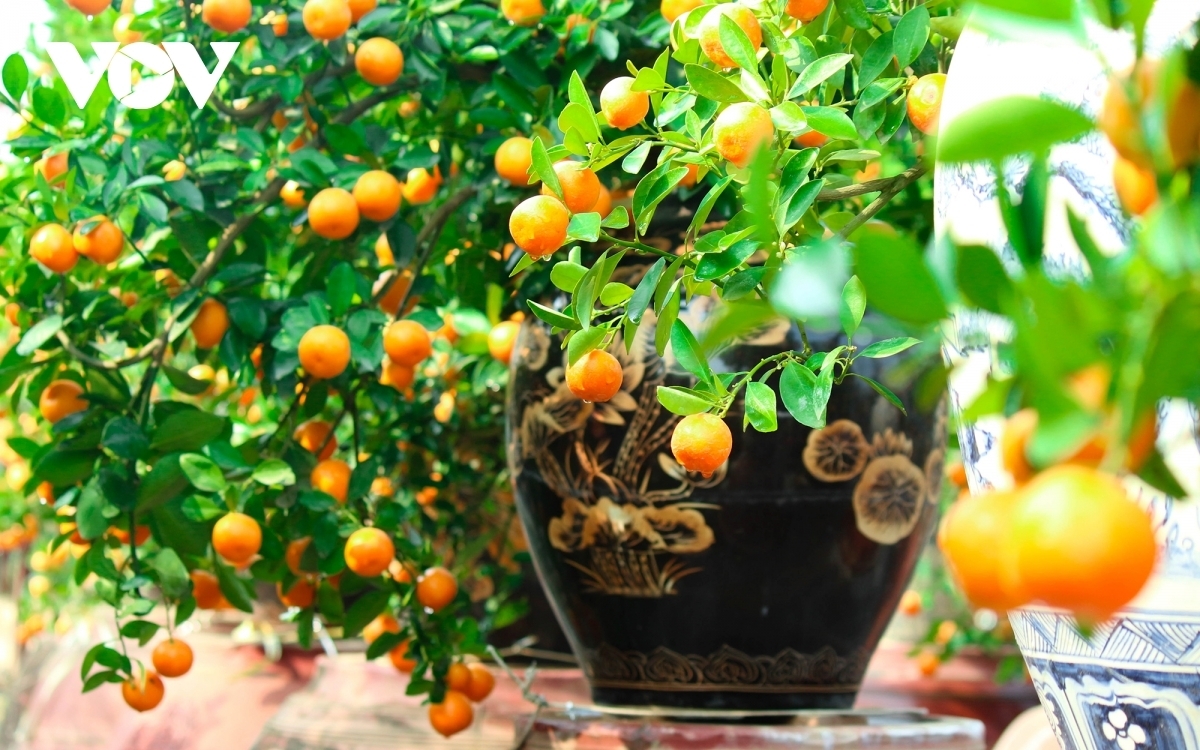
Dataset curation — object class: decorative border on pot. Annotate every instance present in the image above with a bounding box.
[1011,608,1200,673]
[587,643,867,694]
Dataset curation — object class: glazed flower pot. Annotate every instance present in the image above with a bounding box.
[938,3,1200,747]
[505,299,947,710]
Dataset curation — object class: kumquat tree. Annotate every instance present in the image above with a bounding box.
[503,0,958,468]
[0,0,662,736]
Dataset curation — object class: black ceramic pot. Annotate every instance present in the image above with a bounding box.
[505,297,947,710]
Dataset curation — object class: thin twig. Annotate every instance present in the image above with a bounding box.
[817,165,927,202]
[836,166,928,240]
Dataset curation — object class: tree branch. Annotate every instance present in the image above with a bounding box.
[817,165,927,202]
[835,166,927,240]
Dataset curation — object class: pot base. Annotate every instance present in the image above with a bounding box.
[593,687,856,712]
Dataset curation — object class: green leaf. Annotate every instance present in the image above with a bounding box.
[893,5,930,69]
[527,300,581,331]
[622,142,653,173]
[787,54,854,99]
[718,13,758,70]
[179,453,227,493]
[743,381,778,432]
[102,417,148,460]
[695,239,757,282]
[181,496,224,522]
[149,411,226,453]
[684,64,749,103]
[655,283,681,356]
[600,282,634,306]
[163,365,211,395]
[2,53,29,101]
[602,206,630,229]
[780,361,827,428]
[670,320,713,384]
[32,86,65,127]
[342,589,390,638]
[956,245,1013,314]
[121,620,160,647]
[938,97,1094,163]
[1137,448,1187,498]
[801,106,859,141]
[82,670,125,693]
[859,32,894,90]
[530,138,560,197]
[656,386,715,416]
[566,212,601,243]
[215,564,254,613]
[628,259,665,325]
[833,0,872,29]
[973,0,1074,21]
[568,328,607,369]
[76,482,109,541]
[17,315,63,356]
[839,276,866,338]
[154,548,190,599]
[858,337,920,358]
[853,232,947,325]
[853,373,907,414]
[326,263,357,318]
[550,261,588,293]
[135,454,190,511]
[769,102,808,133]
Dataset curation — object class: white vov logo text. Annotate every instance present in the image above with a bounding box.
[46,42,239,110]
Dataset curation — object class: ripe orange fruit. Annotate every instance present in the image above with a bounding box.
[36,481,54,504]
[509,195,570,259]
[487,321,520,365]
[500,0,545,26]
[111,525,151,546]
[794,130,830,149]
[273,13,289,35]
[939,490,1028,611]
[464,663,495,702]
[384,320,432,367]
[35,151,69,184]
[281,180,308,208]
[416,566,458,611]
[661,0,702,22]
[308,187,360,240]
[30,224,78,274]
[1004,465,1156,624]
[898,589,922,616]
[355,38,404,86]
[389,639,417,672]
[566,349,623,403]
[311,458,352,503]
[1113,157,1158,216]
[353,170,402,222]
[122,671,165,712]
[907,74,946,136]
[285,537,312,576]
[344,527,394,577]
[5,302,19,327]
[298,324,352,380]
[191,298,229,349]
[113,13,142,43]
[202,0,252,32]
[401,167,440,205]
[428,689,474,738]
[303,0,351,39]
[541,160,600,214]
[416,486,438,506]
[348,0,376,22]
[699,4,762,69]
[494,136,534,186]
[67,0,113,14]
[152,639,194,678]
[446,663,472,691]
[371,477,395,497]
[713,103,775,169]
[1000,408,1038,485]
[1166,80,1200,168]
[162,160,187,181]
[1127,410,1158,471]
[594,184,613,218]
[211,512,262,565]
[190,569,227,609]
[785,0,828,22]
[600,77,650,131]
[564,13,594,42]
[375,234,395,266]
[376,270,412,315]
[73,216,124,264]
[363,613,401,644]
[671,412,732,478]
[278,578,315,608]
[915,650,940,677]
[39,380,87,423]
[381,359,415,390]
[295,419,338,460]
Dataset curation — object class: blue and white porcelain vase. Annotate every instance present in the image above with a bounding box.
[937,3,1200,748]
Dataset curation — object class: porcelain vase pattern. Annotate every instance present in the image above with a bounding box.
[937,4,1200,748]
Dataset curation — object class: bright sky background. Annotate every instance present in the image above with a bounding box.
[0,1,52,62]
